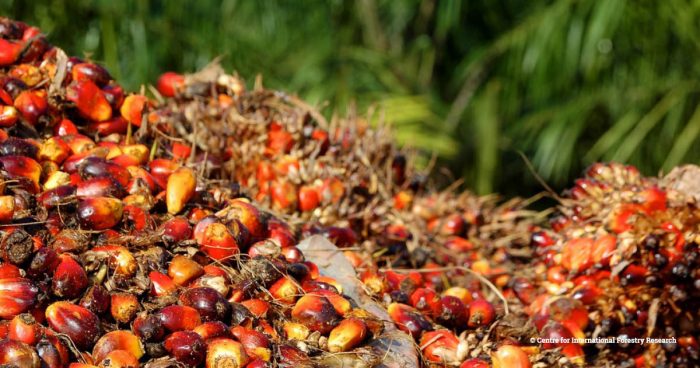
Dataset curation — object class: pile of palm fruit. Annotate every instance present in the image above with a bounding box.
[0,16,697,368]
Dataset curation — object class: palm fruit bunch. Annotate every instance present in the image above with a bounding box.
[146,65,572,367]
[519,163,700,367]
[0,16,408,367]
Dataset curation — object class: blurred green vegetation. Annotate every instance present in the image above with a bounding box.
[2,0,699,196]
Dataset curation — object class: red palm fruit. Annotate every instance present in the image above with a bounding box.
[88,117,129,136]
[546,265,567,284]
[171,142,192,161]
[269,277,300,304]
[45,302,100,349]
[92,330,145,364]
[164,331,205,366]
[168,255,204,286]
[80,285,111,316]
[66,80,112,121]
[0,195,14,223]
[179,287,231,322]
[387,303,433,339]
[561,238,593,272]
[548,298,588,330]
[0,339,40,368]
[199,222,239,261]
[468,299,496,328]
[149,158,179,189]
[13,90,47,124]
[240,299,269,319]
[38,137,71,164]
[98,349,140,368]
[361,271,387,295]
[76,177,126,198]
[279,246,302,263]
[157,305,202,332]
[460,358,489,368]
[491,345,531,368]
[393,190,413,210]
[36,336,69,368]
[317,177,345,204]
[591,234,616,266]
[71,62,111,86]
[639,186,666,213]
[323,227,359,248]
[126,166,157,194]
[277,345,309,367]
[0,39,23,66]
[0,105,19,127]
[298,185,320,212]
[266,126,294,155]
[54,119,78,136]
[77,197,123,230]
[291,294,341,334]
[69,365,99,368]
[110,293,139,324]
[159,216,192,243]
[156,72,185,97]
[540,322,574,349]
[409,288,443,318]
[166,167,196,214]
[0,263,22,279]
[132,314,165,342]
[149,271,177,297]
[79,158,131,186]
[437,296,469,329]
[560,344,584,364]
[62,134,98,155]
[327,318,368,353]
[230,326,271,361]
[102,83,125,109]
[420,330,467,364]
[120,94,148,126]
[271,180,298,211]
[0,155,41,187]
[205,338,249,368]
[444,236,474,252]
[109,154,140,168]
[510,277,537,305]
[283,322,310,341]
[9,64,42,87]
[51,254,88,298]
[311,291,351,316]
[220,200,264,239]
[8,313,42,345]
[193,321,232,340]
[609,203,639,234]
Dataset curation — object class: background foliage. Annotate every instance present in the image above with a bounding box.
[2,0,697,197]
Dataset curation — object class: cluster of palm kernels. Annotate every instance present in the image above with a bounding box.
[517,162,700,367]
[0,17,393,367]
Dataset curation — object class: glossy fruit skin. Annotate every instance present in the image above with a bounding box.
[179,287,231,323]
[164,331,205,366]
[92,330,145,365]
[168,255,204,286]
[45,302,101,349]
[156,72,185,97]
[467,299,496,328]
[0,277,39,319]
[166,167,196,214]
[77,197,123,230]
[132,314,165,342]
[110,293,140,324]
[51,254,89,298]
[8,313,42,345]
[291,294,341,334]
[157,305,202,332]
[0,339,40,368]
[387,303,433,339]
[327,318,368,353]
